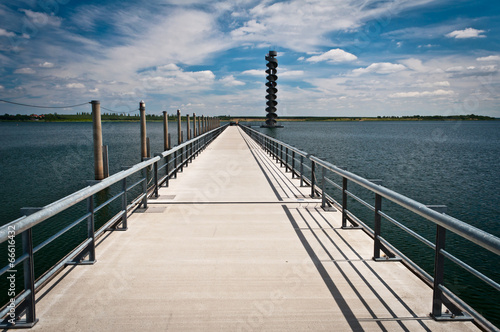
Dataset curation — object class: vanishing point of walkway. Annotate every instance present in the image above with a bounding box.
[29,126,479,331]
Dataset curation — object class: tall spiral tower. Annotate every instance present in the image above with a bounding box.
[262,51,282,128]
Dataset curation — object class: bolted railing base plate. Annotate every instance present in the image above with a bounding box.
[431,312,473,321]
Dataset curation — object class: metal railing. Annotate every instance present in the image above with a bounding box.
[240,124,500,331]
[0,124,227,328]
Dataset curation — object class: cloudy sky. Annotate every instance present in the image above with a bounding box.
[0,0,499,117]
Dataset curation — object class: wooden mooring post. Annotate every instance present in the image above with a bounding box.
[163,111,169,151]
[91,100,104,180]
[177,109,182,145]
[139,100,148,160]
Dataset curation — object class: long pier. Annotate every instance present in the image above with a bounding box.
[9,126,485,331]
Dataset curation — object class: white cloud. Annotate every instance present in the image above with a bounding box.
[66,83,86,89]
[306,49,357,63]
[390,90,454,98]
[14,68,36,74]
[0,28,15,37]
[352,63,406,75]
[230,0,438,51]
[477,55,500,62]
[0,85,4,90]
[19,9,62,27]
[414,81,450,88]
[231,19,267,38]
[96,9,232,79]
[241,69,263,76]
[280,70,304,78]
[39,62,54,68]
[138,64,215,92]
[446,28,486,39]
[219,75,245,86]
[445,65,497,77]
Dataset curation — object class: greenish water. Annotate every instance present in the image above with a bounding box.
[0,121,499,327]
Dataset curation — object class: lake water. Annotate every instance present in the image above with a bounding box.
[0,120,499,326]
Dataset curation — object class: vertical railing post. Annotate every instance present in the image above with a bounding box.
[165,154,170,186]
[285,148,288,173]
[21,229,37,327]
[432,225,447,318]
[342,177,348,228]
[142,168,148,209]
[300,155,304,187]
[91,100,104,180]
[373,194,382,259]
[121,177,128,229]
[173,150,178,179]
[280,145,283,167]
[310,159,316,198]
[154,160,159,198]
[292,151,295,178]
[86,195,96,262]
[321,167,326,208]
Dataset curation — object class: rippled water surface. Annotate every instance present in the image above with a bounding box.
[1,120,499,326]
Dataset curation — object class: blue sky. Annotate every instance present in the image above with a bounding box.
[1,0,499,117]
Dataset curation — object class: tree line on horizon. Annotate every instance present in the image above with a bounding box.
[0,113,496,122]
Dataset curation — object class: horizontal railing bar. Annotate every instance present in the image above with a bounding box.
[378,210,435,250]
[95,211,126,238]
[438,284,498,332]
[0,253,29,277]
[0,289,31,319]
[440,249,500,292]
[345,209,373,234]
[378,235,434,283]
[241,126,309,158]
[33,212,91,254]
[345,190,375,211]
[130,193,146,208]
[127,178,146,192]
[325,177,342,191]
[157,162,168,171]
[94,191,124,214]
[34,238,92,290]
[310,155,500,256]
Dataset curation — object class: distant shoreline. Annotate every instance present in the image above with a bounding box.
[0,114,496,122]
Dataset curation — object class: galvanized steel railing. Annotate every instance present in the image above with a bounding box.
[0,124,227,328]
[240,124,500,331]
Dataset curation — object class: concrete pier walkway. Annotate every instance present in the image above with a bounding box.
[30,126,479,331]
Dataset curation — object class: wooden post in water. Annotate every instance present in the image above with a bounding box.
[163,111,169,150]
[197,115,201,136]
[177,109,182,145]
[193,113,197,137]
[187,114,191,140]
[91,100,104,180]
[140,101,148,160]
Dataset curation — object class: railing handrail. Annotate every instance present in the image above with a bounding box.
[0,124,228,243]
[310,155,500,256]
[241,124,309,158]
[242,124,500,256]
